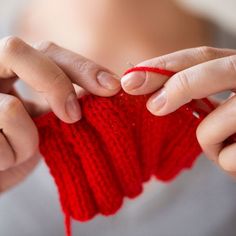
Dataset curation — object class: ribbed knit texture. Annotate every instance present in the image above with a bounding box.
[33,67,215,236]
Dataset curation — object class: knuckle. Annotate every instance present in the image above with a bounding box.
[146,56,168,69]
[196,46,218,60]
[46,72,69,91]
[0,36,25,55]
[51,72,67,86]
[74,58,93,74]
[0,96,22,120]
[173,71,191,94]
[226,55,236,75]
[36,41,57,54]
[37,71,70,93]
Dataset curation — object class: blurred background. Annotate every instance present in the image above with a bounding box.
[0,0,236,236]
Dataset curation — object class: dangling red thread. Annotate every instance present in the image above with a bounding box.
[65,214,72,236]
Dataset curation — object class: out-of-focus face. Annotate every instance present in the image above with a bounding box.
[32,0,178,67]
[49,0,191,51]
[20,0,211,74]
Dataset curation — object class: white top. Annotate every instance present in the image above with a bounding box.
[0,1,236,236]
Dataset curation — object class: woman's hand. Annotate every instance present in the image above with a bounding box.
[0,36,120,192]
[121,46,236,178]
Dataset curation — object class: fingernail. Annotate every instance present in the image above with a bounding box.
[97,71,120,90]
[66,93,81,122]
[148,88,167,112]
[121,71,146,91]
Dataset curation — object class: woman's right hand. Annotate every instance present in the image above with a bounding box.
[0,36,121,192]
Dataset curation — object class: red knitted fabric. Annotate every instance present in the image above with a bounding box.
[33,67,214,236]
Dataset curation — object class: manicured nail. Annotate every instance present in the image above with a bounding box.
[148,88,167,112]
[121,71,146,91]
[97,71,120,90]
[66,92,81,122]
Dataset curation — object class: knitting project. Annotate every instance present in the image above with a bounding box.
[33,67,214,236]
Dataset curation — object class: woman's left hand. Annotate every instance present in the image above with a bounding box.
[121,46,236,179]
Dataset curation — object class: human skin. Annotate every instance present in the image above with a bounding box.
[0,0,219,192]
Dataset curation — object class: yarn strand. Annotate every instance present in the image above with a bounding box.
[65,213,72,236]
[124,66,175,77]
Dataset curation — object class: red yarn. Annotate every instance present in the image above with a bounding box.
[124,66,175,77]
[65,214,71,236]
[33,67,215,236]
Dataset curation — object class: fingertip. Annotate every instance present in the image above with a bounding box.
[146,104,166,116]
[121,71,146,93]
[219,144,236,172]
[97,71,121,91]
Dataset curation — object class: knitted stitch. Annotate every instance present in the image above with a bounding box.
[33,67,215,236]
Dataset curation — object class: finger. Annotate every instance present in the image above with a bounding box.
[218,143,236,172]
[0,154,40,192]
[0,36,81,123]
[35,41,121,96]
[121,47,236,95]
[196,95,236,163]
[9,87,48,117]
[10,85,87,118]
[147,54,236,115]
[0,93,39,166]
[0,133,15,170]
